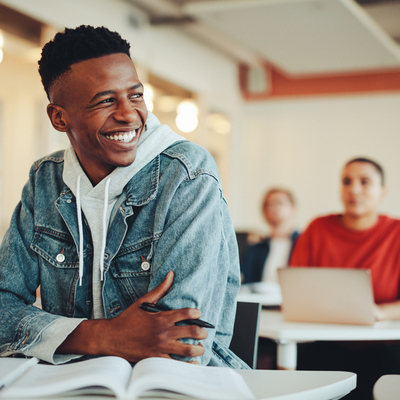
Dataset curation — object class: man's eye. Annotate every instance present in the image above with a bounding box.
[361,179,370,185]
[100,98,114,104]
[342,179,351,185]
[130,93,143,99]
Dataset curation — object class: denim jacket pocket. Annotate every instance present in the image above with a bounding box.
[30,227,80,316]
[31,227,79,269]
[108,241,153,304]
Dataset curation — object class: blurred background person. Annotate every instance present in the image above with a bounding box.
[290,157,400,400]
[241,188,299,287]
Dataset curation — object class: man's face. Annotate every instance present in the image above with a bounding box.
[262,191,294,228]
[48,53,148,185]
[341,162,385,219]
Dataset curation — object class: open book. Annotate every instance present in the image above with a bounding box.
[0,356,255,399]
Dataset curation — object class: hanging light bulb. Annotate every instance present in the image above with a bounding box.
[0,49,3,64]
[175,99,198,133]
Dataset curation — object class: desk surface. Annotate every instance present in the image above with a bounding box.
[239,369,355,400]
[373,375,400,400]
[237,284,282,306]
[259,310,400,341]
[0,370,355,400]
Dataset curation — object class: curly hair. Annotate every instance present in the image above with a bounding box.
[38,25,131,99]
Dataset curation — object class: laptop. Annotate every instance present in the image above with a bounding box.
[278,267,375,325]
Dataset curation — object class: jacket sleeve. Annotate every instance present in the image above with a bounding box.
[147,170,243,367]
[0,165,84,363]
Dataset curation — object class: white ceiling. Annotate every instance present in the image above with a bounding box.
[128,0,400,76]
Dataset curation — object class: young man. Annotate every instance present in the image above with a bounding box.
[290,157,400,318]
[290,157,400,400]
[0,25,245,368]
[241,188,299,285]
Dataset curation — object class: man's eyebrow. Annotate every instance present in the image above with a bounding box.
[89,83,144,103]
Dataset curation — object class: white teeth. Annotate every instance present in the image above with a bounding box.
[106,130,137,142]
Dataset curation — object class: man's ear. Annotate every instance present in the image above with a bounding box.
[47,104,69,132]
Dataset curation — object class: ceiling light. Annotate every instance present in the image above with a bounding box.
[177,99,198,116]
[176,113,198,133]
[0,49,3,64]
[176,99,199,133]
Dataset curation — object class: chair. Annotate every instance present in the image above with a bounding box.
[373,375,400,400]
[229,301,261,369]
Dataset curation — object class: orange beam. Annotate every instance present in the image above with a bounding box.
[239,63,400,100]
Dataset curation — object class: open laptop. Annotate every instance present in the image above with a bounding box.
[278,267,375,325]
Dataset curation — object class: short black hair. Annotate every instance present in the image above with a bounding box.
[38,25,131,100]
[345,157,385,185]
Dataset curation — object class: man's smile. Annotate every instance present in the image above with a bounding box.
[104,129,139,143]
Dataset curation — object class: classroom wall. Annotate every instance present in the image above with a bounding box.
[0,53,49,234]
[232,92,400,235]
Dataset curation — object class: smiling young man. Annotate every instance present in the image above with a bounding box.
[0,25,245,368]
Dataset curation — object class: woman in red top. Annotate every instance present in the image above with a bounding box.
[290,157,400,400]
[290,157,400,319]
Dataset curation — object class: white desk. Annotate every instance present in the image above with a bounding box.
[238,283,282,306]
[239,369,356,400]
[373,375,400,400]
[0,370,355,400]
[259,310,400,370]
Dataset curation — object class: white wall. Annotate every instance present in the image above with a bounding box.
[233,92,400,234]
[0,54,47,234]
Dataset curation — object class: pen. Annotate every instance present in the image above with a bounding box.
[0,357,39,391]
[140,302,215,329]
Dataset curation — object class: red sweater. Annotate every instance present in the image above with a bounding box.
[290,214,400,304]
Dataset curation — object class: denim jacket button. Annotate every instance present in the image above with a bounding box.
[141,261,150,271]
[56,254,65,262]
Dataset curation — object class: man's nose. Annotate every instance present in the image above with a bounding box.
[113,99,136,123]
[349,182,362,193]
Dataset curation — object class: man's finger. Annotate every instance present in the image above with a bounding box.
[141,271,174,304]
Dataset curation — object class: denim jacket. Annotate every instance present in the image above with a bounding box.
[0,141,247,368]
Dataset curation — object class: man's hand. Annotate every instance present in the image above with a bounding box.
[57,271,208,362]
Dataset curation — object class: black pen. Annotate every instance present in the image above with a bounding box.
[140,302,215,329]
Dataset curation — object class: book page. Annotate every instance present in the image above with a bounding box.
[0,356,131,399]
[128,358,255,400]
[0,358,36,383]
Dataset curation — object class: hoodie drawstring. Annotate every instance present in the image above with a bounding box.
[76,175,84,286]
[100,178,111,281]
[76,175,111,286]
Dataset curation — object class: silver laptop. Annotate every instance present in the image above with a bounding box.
[278,267,375,325]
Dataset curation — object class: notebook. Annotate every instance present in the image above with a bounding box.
[278,267,375,325]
